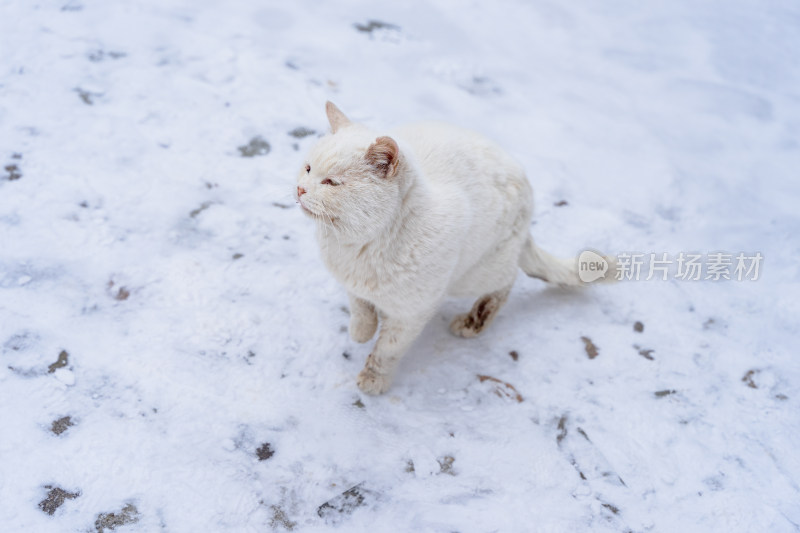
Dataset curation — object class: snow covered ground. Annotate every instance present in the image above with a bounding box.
[1,0,799,531]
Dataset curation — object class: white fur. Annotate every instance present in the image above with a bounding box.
[296,102,585,394]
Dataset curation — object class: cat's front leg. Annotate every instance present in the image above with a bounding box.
[348,293,378,343]
[357,313,430,395]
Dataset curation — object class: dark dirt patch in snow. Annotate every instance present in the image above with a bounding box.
[600,501,620,515]
[39,486,80,515]
[48,350,69,373]
[189,201,213,218]
[107,280,131,301]
[51,416,75,435]
[269,505,296,530]
[556,415,568,444]
[742,369,759,389]
[5,163,22,181]
[317,484,373,524]
[88,50,126,62]
[354,20,399,33]
[287,127,316,139]
[256,442,274,461]
[115,287,130,300]
[633,344,654,360]
[580,336,598,359]
[654,389,676,398]
[75,87,101,105]
[477,374,523,402]
[238,136,271,157]
[633,321,644,332]
[94,503,139,532]
[437,456,456,475]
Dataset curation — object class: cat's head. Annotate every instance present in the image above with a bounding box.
[296,102,405,243]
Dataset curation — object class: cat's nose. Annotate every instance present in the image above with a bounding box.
[297,186,307,197]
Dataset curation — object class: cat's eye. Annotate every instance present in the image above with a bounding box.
[305,164,311,173]
[321,178,338,186]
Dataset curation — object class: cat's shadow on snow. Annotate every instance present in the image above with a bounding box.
[394,283,594,376]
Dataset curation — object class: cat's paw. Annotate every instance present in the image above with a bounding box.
[350,314,378,343]
[357,366,391,395]
[449,313,481,338]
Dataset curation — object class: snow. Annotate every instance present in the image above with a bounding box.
[1,0,799,531]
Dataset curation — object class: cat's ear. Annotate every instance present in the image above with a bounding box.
[365,136,400,178]
[325,101,351,133]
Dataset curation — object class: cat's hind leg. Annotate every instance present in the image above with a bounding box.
[348,293,378,343]
[450,284,513,338]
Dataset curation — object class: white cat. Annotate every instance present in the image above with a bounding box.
[296,102,593,395]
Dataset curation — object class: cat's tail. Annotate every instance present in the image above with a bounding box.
[519,235,616,287]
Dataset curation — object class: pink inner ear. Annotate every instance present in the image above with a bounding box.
[366,136,399,177]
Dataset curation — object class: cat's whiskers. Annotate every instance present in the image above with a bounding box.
[314,202,330,242]
[301,195,332,244]
[323,214,334,246]
[319,199,341,249]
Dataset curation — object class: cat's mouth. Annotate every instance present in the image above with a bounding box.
[298,201,315,216]
[298,199,335,223]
